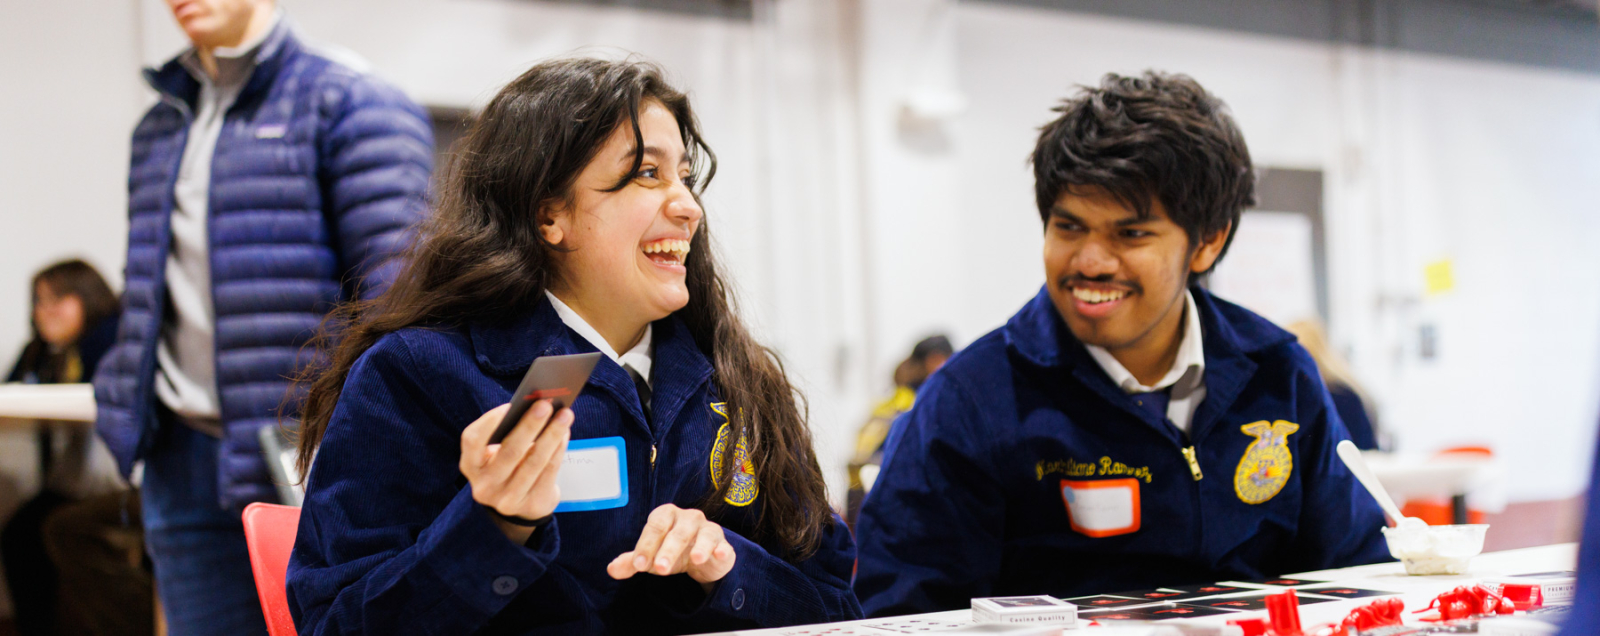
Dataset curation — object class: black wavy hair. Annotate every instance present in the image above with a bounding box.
[1030,71,1256,273]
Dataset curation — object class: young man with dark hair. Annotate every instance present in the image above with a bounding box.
[853,72,1388,616]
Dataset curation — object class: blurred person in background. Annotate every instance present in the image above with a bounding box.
[6,259,120,385]
[3,259,121,636]
[1284,320,1382,451]
[845,335,953,528]
[90,0,433,633]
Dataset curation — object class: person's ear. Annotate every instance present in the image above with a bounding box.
[1189,222,1232,274]
[539,204,568,246]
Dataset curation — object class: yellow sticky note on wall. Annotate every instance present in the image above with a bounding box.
[1424,259,1455,296]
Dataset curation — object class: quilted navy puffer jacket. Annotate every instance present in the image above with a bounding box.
[93,23,433,510]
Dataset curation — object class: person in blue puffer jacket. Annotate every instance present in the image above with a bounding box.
[90,1,432,633]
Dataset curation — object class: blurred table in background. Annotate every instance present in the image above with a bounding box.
[0,382,95,423]
[0,382,96,485]
[1362,450,1504,525]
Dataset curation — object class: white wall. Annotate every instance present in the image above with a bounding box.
[855,0,973,376]
[1377,54,1600,501]
[0,0,143,373]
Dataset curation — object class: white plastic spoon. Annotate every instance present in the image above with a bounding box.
[1337,440,1427,529]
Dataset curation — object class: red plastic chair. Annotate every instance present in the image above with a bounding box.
[242,502,302,636]
[1400,446,1494,525]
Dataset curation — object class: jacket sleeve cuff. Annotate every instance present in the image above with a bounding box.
[414,486,561,617]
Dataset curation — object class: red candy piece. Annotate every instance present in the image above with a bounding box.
[1499,583,1544,610]
[1417,584,1517,622]
[1265,590,1304,636]
[1227,616,1269,636]
[1339,597,1406,632]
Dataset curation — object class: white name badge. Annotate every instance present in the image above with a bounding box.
[1060,478,1141,538]
[554,436,629,512]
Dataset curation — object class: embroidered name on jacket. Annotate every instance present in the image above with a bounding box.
[1234,420,1300,504]
[1037,457,1152,484]
[708,402,758,507]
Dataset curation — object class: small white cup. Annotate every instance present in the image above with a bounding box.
[1381,524,1489,575]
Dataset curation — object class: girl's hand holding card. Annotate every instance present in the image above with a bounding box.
[460,399,573,542]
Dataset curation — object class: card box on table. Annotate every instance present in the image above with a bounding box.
[971,596,1077,626]
[1484,572,1577,609]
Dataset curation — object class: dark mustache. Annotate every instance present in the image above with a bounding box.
[1057,274,1141,295]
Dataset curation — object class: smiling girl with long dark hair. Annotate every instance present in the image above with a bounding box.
[286,58,861,635]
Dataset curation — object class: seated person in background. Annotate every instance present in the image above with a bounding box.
[854,71,1389,616]
[846,335,953,527]
[1284,320,1382,451]
[287,58,861,635]
[2,259,123,636]
[6,259,119,385]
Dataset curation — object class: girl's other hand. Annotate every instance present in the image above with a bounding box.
[606,504,736,591]
[460,400,573,542]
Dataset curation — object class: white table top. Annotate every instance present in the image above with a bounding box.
[0,382,96,422]
[702,543,1577,635]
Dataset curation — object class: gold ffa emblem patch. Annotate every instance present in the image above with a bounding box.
[1233,420,1299,505]
[709,402,758,507]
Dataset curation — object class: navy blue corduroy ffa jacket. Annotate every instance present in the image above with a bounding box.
[853,286,1390,616]
[92,21,433,510]
[1560,428,1600,635]
[287,297,862,635]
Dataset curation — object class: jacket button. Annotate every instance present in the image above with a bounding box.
[492,575,519,596]
[731,588,746,610]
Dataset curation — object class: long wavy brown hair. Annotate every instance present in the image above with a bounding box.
[294,58,832,559]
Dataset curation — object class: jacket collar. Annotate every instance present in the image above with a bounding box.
[1184,288,1295,441]
[1002,287,1079,370]
[1004,284,1295,442]
[467,296,715,437]
[142,17,296,112]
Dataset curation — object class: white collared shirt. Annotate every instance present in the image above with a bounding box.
[545,291,652,387]
[1085,291,1207,432]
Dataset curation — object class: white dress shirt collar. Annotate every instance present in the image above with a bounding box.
[1085,290,1205,395]
[1084,291,1207,431]
[545,291,653,386]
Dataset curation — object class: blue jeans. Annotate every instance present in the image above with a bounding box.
[143,418,268,636]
